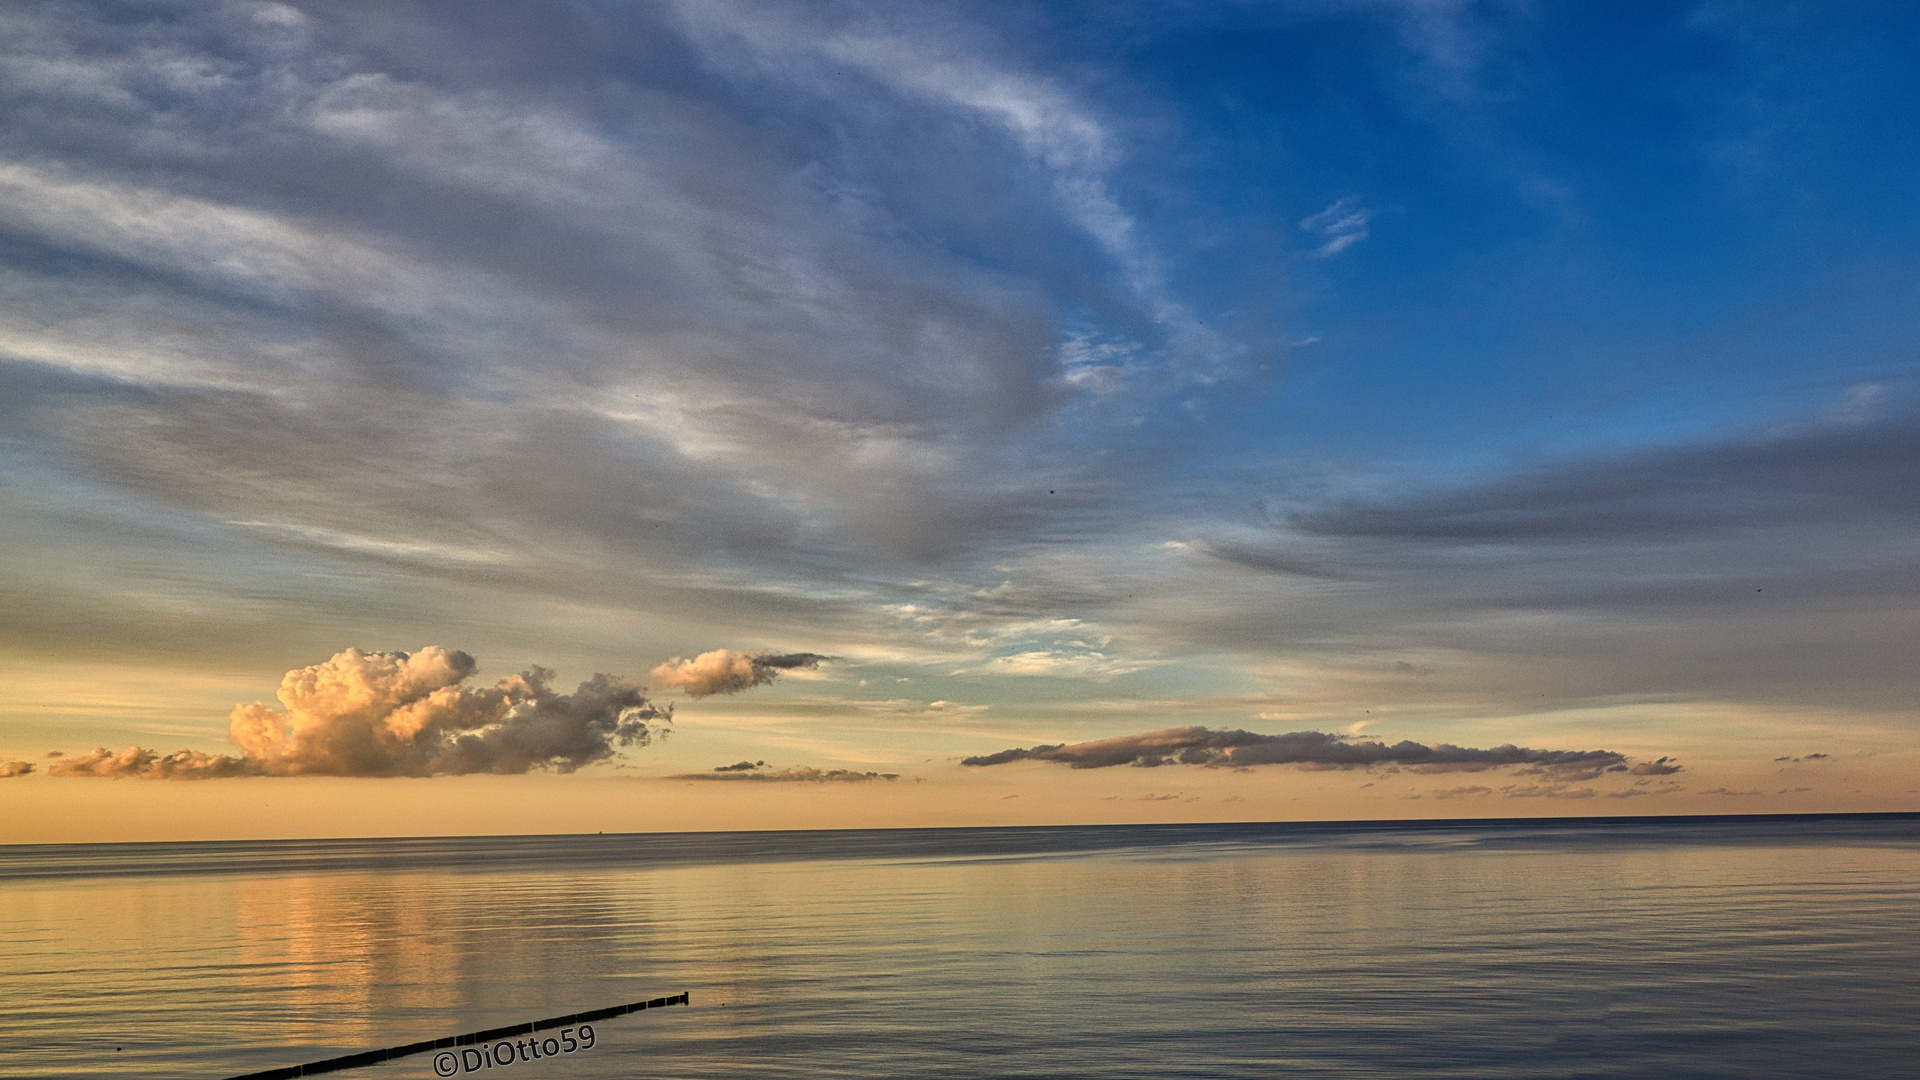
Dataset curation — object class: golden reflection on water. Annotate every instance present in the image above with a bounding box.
[3,827,1919,1078]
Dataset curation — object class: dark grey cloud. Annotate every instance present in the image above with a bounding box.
[669,764,900,782]
[1167,404,1920,717]
[1291,412,1920,545]
[757,652,833,670]
[963,725,1652,780]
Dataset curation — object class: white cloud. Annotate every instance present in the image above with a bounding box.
[1300,196,1374,257]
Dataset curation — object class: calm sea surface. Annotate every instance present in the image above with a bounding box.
[3,815,1917,1079]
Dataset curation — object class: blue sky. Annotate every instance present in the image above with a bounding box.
[1,1,1917,831]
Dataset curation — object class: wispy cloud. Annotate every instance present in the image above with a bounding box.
[1300,197,1374,257]
[670,0,1228,377]
[1429,785,1491,799]
[1499,783,1595,799]
[0,0,1134,620]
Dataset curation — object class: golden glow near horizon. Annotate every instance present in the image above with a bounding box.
[1,645,1912,843]
[5,3,1920,840]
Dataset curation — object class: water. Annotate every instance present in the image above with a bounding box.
[3,815,1917,1079]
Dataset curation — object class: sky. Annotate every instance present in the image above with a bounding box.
[3,0,1918,841]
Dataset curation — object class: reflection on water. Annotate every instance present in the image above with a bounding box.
[2,816,1918,1079]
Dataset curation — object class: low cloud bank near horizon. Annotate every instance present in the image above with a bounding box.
[649,650,831,698]
[964,726,1670,780]
[46,647,668,779]
[669,762,901,782]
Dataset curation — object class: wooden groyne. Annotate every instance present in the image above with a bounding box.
[224,991,690,1078]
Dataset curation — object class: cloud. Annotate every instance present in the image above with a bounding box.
[669,763,899,782]
[957,648,1150,679]
[1292,411,1920,547]
[1300,196,1373,257]
[47,746,256,780]
[0,760,34,777]
[962,725,1636,778]
[649,650,830,698]
[0,0,1214,659]
[1500,783,1596,799]
[6,0,1916,765]
[1188,405,1920,718]
[1429,785,1491,799]
[672,0,1204,348]
[49,647,667,779]
[1628,756,1683,775]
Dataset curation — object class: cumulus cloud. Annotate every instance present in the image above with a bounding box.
[669,763,899,782]
[962,725,1639,779]
[649,650,830,698]
[0,760,34,777]
[48,746,256,780]
[49,647,667,779]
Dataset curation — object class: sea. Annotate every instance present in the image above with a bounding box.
[3,814,1918,1080]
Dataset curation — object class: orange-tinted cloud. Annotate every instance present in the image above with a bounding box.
[48,647,668,779]
[649,650,829,698]
[48,746,253,779]
[1500,783,1597,799]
